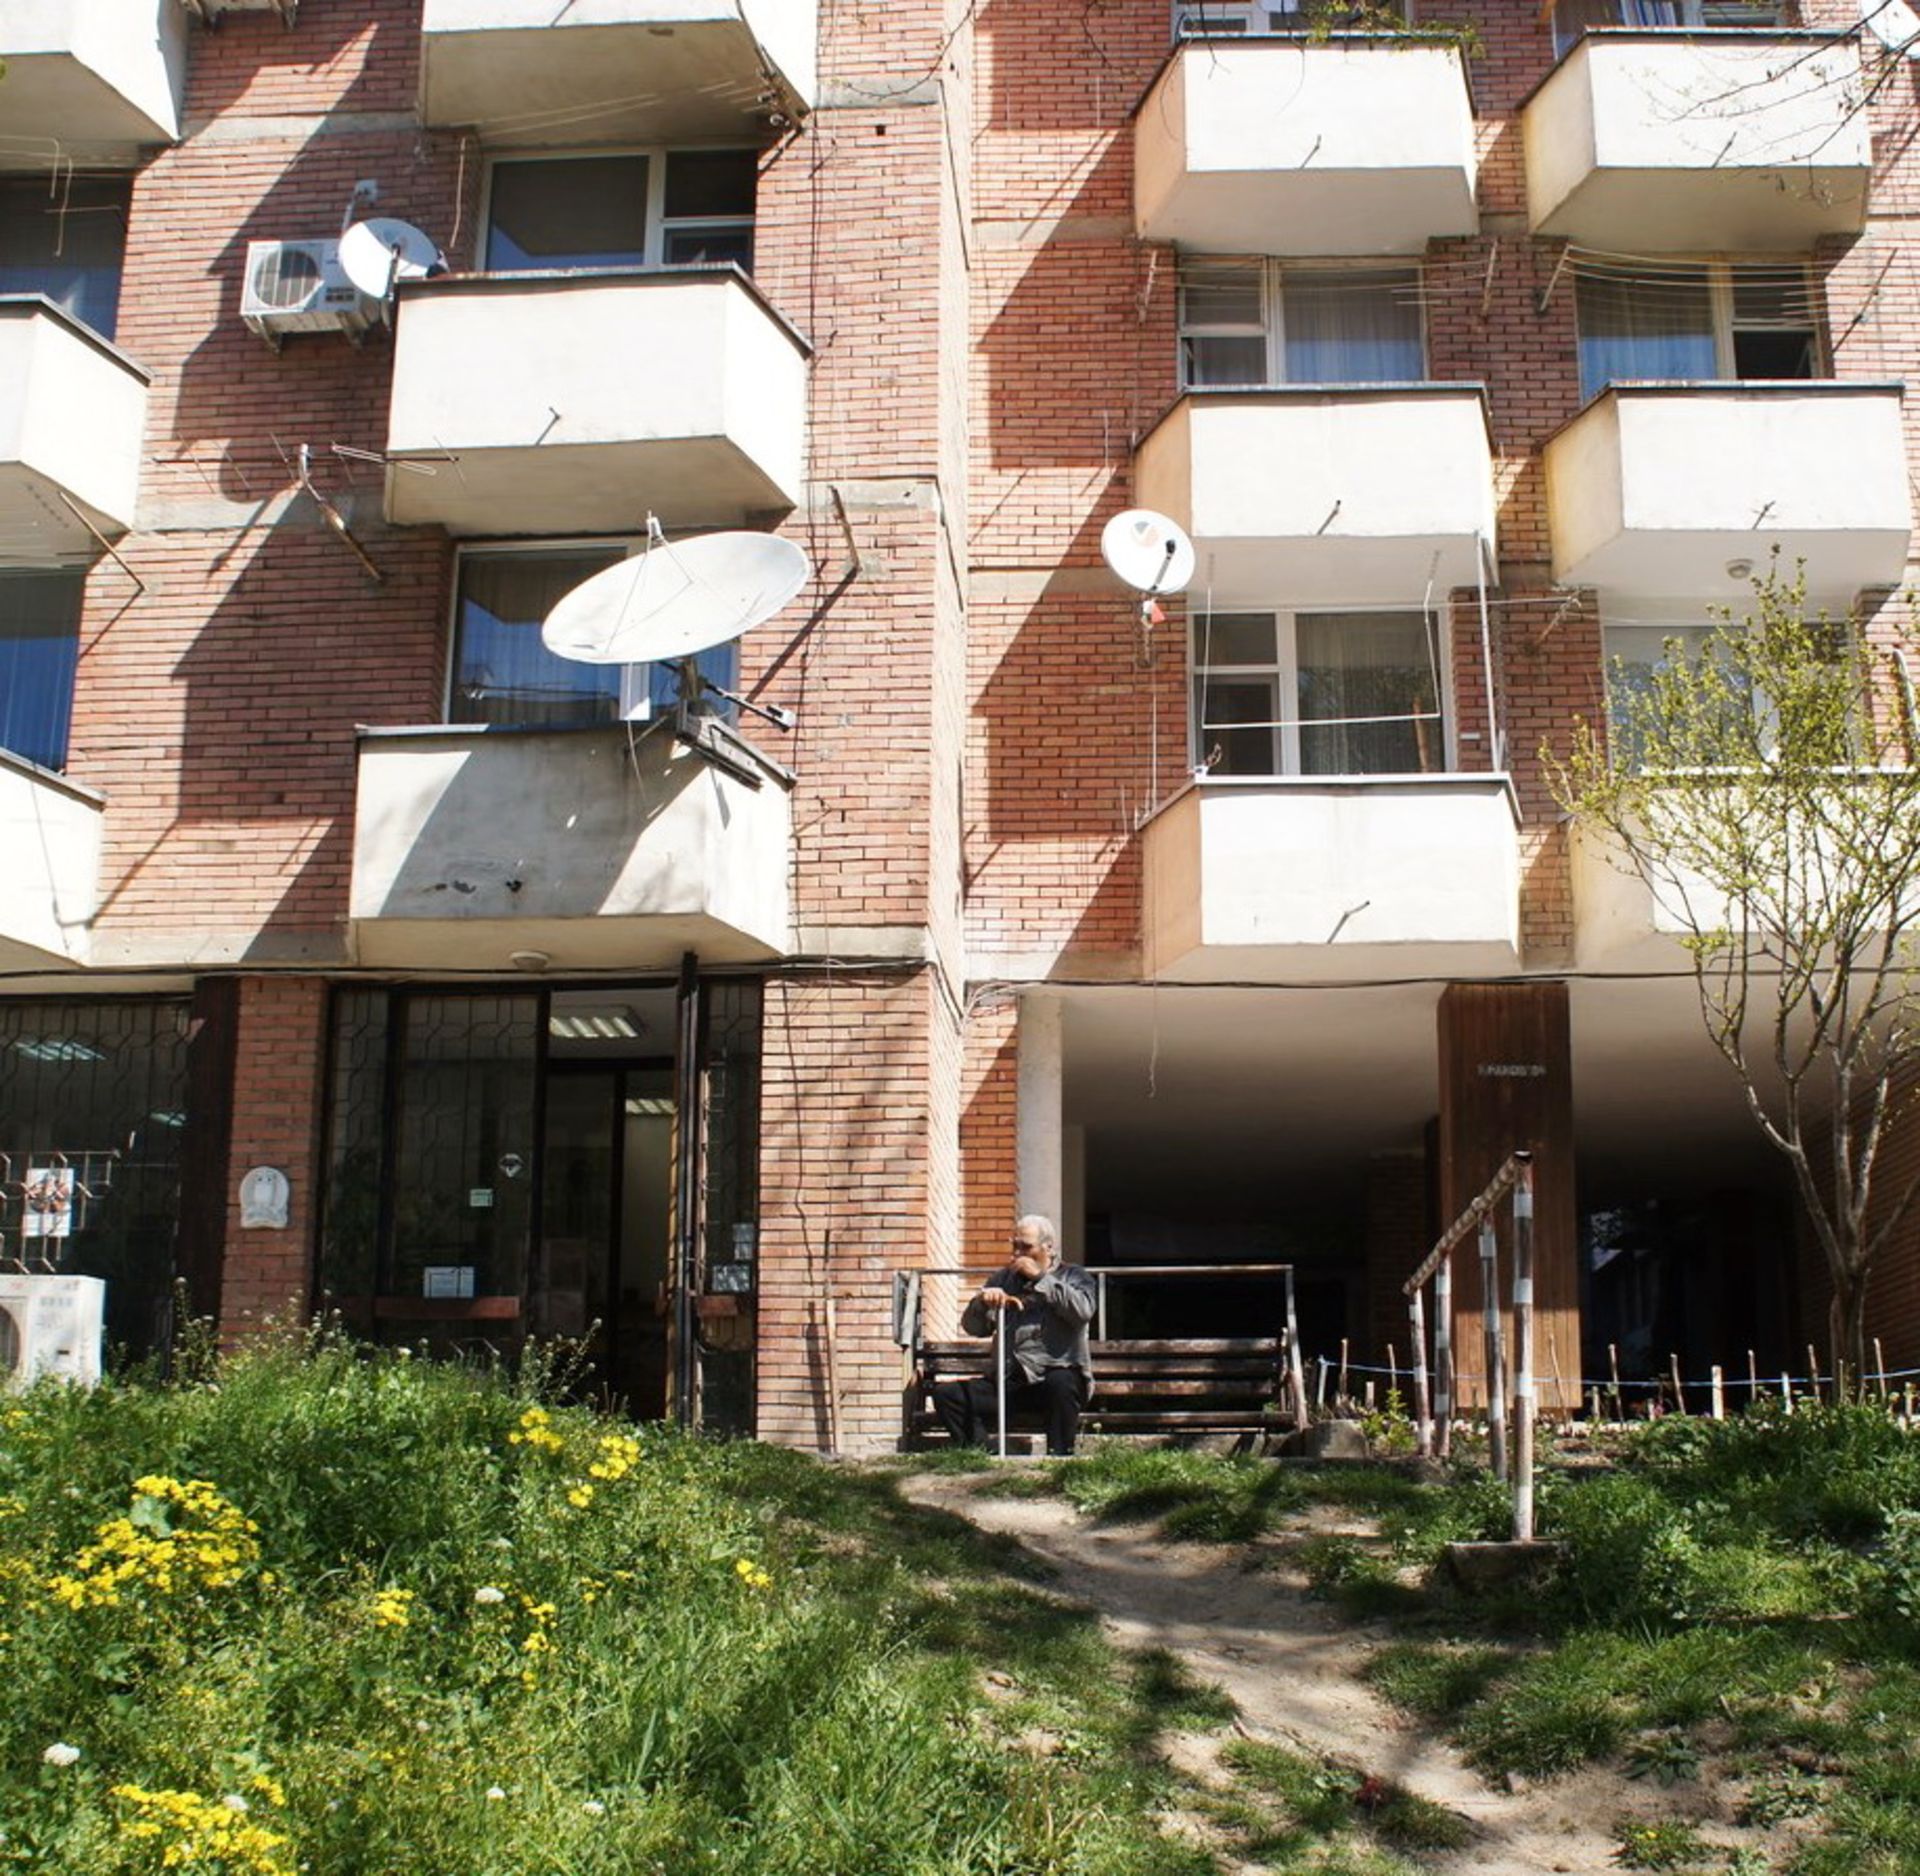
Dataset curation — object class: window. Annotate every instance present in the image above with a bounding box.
[1193,609,1444,776]
[449,545,736,729]
[1552,0,1786,56]
[483,150,756,274]
[1180,262,1424,388]
[0,176,131,340]
[1575,261,1819,403]
[1174,0,1409,31]
[0,571,84,772]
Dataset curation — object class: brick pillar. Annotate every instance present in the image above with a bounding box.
[219,976,328,1339]
[1436,982,1579,1412]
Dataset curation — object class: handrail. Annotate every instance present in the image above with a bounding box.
[1403,1151,1529,1294]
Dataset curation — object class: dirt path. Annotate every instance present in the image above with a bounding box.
[900,1470,1738,1876]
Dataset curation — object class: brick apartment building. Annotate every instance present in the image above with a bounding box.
[2,0,1917,1446]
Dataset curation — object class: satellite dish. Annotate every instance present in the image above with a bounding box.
[338,217,444,301]
[1101,509,1196,596]
[542,530,810,666]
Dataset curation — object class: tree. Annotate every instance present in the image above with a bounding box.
[1548,564,1920,1394]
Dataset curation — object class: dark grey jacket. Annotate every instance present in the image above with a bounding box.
[962,1262,1096,1391]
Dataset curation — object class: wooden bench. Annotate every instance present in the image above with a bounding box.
[906,1335,1291,1444]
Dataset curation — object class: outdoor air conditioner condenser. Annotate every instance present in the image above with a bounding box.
[0,1273,107,1391]
[240,239,380,349]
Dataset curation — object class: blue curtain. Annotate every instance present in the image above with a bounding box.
[1576,267,1715,402]
[0,572,84,772]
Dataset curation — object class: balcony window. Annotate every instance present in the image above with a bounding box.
[449,545,735,729]
[1179,261,1424,388]
[1551,0,1786,57]
[0,571,84,773]
[1173,0,1408,32]
[0,176,131,341]
[1575,260,1819,402]
[1193,608,1443,775]
[483,150,756,274]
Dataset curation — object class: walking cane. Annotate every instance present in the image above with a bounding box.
[995,1307,1008,1460]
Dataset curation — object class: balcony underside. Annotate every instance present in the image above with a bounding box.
[0,754,103,970]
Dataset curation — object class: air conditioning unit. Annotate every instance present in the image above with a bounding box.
[0,1273,106,1391]
[241,240,380,349]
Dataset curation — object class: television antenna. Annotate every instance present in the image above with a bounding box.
[1101,509,1195,629]
[541,521,808,734]
[337,216,445,309]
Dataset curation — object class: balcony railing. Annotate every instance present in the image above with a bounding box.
[0,749,103,970]
[0,0,188,158]
[1134,386,1495,606]
[1135,37,1478,255]
[349,721,793,971]
[418,0,817,144]
[383,267,808,537]
[1140,775,1522,981]
[0,299,150,564]
[1543,382,1911,599]
[1522,30,1870,250]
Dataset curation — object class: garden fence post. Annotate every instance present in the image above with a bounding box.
[1434,1255,1454,1462]
[1511,1156,1535,1542]
[1408,1286,1432,1458]
[1711,1366,1725,1421]
[995,1310,1008,1461]
[1284,1268,1309,1431]
[1669,1352,1687,1415]
[1479,1219,1507,1482]
[1609,1342,1623,1423]
[1876,1338,1888,1401]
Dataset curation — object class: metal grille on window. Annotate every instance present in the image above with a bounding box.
[0,999,191,1359]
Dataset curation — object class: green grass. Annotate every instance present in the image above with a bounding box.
[0,1336,1224,1876]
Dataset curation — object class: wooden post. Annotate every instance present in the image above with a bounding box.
[1807,1345,1821,1406]
[1587,1386,1601,1421]
[1434,1254,1455,1462]
[1781,1370,1794,1414]
[1408,1289,1432,1458]
[1608,1342,1623,1423]
[1710,1366,1725,1421]
[1875,1338,1889,1401]
[1284,1270,1309,1429]
[1547,1324,1566,1425]
[1511,1156,1536,1543]
[1479,1218,1507,1481]
[1365,1380,1376,1410]
[1667,1352,1686,1415]
[1338,1337,1350,1405]
[1315,1356,1329,1410]
[1748,1348,1759,1411]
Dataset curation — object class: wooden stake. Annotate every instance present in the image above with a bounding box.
[1511,1157,1537,1542]
[1479,1219,1508,1482]
[1387,1342,1399,1403]
[1365,1380,1376,1410]
[1408,1291,1432,1457]
[1808,1345,1821,1406]
[1315,1356,1329,1410]
[1875,1338,1889,1400]
[1434,1255,1455,1462]
[1710,1365,1725,1421]
[1748,1348,1759,1408]
[1670,1351,1687,1415]
[1547,1323,1566,1425]
[1608,1342,1623,1422]
[1338,1337,1350,1404]
[1780,1370,1793,1414]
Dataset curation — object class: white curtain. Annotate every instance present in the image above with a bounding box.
[1282,271,1422,383]
[1294,612,1439,775]
[1576,266,1715,402]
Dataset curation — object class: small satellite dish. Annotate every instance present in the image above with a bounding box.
[543,530,810,666]
[338,217,443,302]
[1101,509,1196,596]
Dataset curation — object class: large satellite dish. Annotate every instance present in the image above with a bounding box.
[338,217,444,302]
[1102,509,1196,596]
[542,530,810,666]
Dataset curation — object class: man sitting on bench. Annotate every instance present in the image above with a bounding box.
[931,1214,1095,1457]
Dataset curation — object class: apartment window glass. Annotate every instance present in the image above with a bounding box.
[450,548,736,728]
[1552,0,1785,56]
[1193,609,1442,776]
[1180,262,1422,388]
[484,151,754,273]
[0,571,84,772]
[0,176,131,340]
[1575,261,1818,401]
[1174,0,1409,31]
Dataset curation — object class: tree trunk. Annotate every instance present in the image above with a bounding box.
[1829,1274,1870,1405]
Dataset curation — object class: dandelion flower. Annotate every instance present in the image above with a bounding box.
[485,1786,506,1802]
[41,1743,80,1768]
[582,1800,607,1816]
[473,1585,506,1605]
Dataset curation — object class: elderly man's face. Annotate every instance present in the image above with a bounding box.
[1010,1225,1053,1269]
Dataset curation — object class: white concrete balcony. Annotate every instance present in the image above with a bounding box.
[350,723,792,970]
[384,268,807,537]
[0,0,187,162]
[1142,776,1521,982]
[0,299,149,564]
[0,750,103,970]
[1134,39,1478,255]
[1543,383,1911,599]
[1134,387,1495,606]
[1523,32,1869,252]
[418,0,816,144]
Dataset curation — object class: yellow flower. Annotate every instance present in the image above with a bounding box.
[734,1558,773,1591]
[567,1484,595,1509]
[507,1407,565,1455]
[110,1784,294,1876]
[371,1587,415,1629]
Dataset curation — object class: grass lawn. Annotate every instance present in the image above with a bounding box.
[1009,1416,1920,1876]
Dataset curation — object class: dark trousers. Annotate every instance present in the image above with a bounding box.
[931,1365,1084,1457]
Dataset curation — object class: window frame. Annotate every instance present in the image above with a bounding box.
[1189,604,1451,777]
[1574,257,1824,402]
[477,145,758,276]
[1178,258,1428,390]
